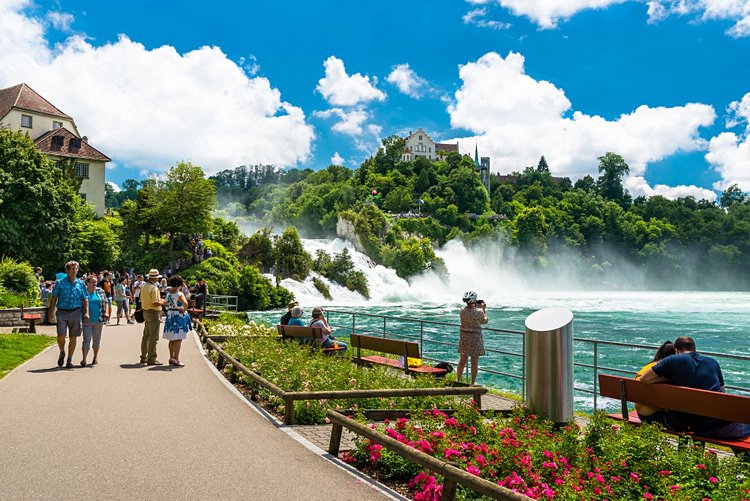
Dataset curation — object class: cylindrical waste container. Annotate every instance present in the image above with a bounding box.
[524,307,573,423]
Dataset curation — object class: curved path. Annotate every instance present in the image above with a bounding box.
[0,322,393,500]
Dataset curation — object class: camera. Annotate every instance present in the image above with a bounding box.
[476,299,485,305]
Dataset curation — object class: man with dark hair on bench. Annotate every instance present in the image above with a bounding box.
[640,335,750,442]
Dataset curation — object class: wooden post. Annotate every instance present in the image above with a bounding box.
[619,379,628,422]
[328,422,343,456]
[284,396,295,425]
[441,478,458,501]
[229,366,237,384]
[473,392,482,409]
[217,355,226,371]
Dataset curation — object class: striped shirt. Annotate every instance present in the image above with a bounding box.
[52,277,87,310]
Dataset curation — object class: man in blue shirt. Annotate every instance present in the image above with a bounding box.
[642,336,750,441]
[48,261,89,369]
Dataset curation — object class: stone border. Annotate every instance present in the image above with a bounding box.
[0,307,48,327]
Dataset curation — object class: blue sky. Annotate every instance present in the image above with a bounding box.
[2,0,750,201]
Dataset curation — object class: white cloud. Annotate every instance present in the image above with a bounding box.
[462,7,512,29]
[316,56,386,106]
[314,108,369,136]
[625,176,717,201]
[647,0,750,37]
[446,52,716,181]
[386,64,430,98]
[471,0,627,29]
[46,11,75,33]
[706,93,750,191]
[106,181,121,192]
[0,0,315,174]
[331,152,344,165]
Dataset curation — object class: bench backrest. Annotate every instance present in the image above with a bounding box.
[276,324,324,340]
[599,374,750,424]
[350,333,420,359]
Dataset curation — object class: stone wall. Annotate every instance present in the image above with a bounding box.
[0,307,48,327]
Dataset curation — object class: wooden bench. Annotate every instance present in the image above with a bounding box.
[350,333,447,376]
[20,305,41,333]
[276,324,346,354]
[598,374,750,453]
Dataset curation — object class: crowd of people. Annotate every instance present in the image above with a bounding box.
[43,262,200,369]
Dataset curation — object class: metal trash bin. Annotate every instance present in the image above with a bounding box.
[524,307,574,423]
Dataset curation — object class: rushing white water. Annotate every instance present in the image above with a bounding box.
[290,237,750,314]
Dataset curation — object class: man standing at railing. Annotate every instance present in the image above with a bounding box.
[195,278,208,310]
[641,335,750,442]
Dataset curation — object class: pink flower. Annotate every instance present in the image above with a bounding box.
[595,474,605,483]
[696,463,706,470]
[477,454,487,467]
[670,485,680,491]
[445,449,462,460]
[709,477,718,484]
[429,431,445,439]
[444,417,458,427]
[396,417,408,430]
[644,494,653,500]
[630,473,639,481]
[593,487,601,495]
[659,470,671,476]
[467,465,481,476]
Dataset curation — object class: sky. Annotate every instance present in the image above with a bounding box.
[1,0,750,202]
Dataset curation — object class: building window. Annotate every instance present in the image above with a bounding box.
[51,136,64,149]
[76,162,89,179]
[21,115,32,128]
[69,138,81,150]
[419,135,422,140]
[53,121,63,129]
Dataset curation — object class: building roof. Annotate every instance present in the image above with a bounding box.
[35,127,111,162]
[435,142,458,152]
[404,127,433,143]
[0,83,72,120]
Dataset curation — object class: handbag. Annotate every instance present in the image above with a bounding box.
[134,308,145,323]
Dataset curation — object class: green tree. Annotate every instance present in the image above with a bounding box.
[719,184,747,208]
[157,162,216,247]
[596,152,631,207]
[537,155,550,172]
[574,175,596,192]
[273,227,312,280]
[239,227,275,271]
[0,129,82,270]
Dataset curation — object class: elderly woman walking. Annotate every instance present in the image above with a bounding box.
[81,276,110,366]
[456,291,488,385]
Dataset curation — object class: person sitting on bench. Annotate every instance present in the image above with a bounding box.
[640,336,750,441]
[634,341,675,425]
[288,306,305,327]
[279,301,298,326]
[310,307,347,352]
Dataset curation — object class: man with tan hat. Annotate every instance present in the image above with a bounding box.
[140,269,166,365]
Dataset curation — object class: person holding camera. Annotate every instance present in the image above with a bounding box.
[310,307,347,352]
[457,291,488,385]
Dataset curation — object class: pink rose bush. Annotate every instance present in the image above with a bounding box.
[343,407,750,500]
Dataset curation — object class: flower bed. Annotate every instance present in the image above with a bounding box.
[343,407,750,500]
[213,334,471,425]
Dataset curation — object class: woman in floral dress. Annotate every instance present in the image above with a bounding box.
[162,275,192,367]
[457,291,488,384]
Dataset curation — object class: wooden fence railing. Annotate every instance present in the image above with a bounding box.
[327,410,531,501]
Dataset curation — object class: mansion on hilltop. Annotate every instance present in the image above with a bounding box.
[0,83,109,216]
[401,128,490,193]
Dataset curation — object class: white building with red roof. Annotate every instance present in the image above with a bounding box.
[0,83,109,216]
[400,128,459,162]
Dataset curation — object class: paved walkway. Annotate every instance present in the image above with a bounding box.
[0,322,392,500]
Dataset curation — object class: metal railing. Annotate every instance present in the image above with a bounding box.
[206,294,238,312]
[324,309,750,412]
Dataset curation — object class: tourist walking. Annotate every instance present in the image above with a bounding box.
[81,276,109,366]
[456,291,488,385]
[140,269,166,365]
[115,277,134,325]
[163,275,192,367]
[194,278,208,310]
[97,271,113,324]
[131,274,144,310]
[48,261,89,369]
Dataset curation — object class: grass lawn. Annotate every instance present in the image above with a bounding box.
[0,334,54,379]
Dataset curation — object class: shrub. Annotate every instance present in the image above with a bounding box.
[215,334,465,424]
[344,408,750,500]
[181,257,240,295]
[312,277,332,300]
[201,239,238,266]
[312,248,369,298]
[0,257,39,307]
[237,264,293,310]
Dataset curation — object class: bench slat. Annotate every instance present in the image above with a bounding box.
[351,333,420,358]
[599,374,750,424]
[277,325,324,340]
